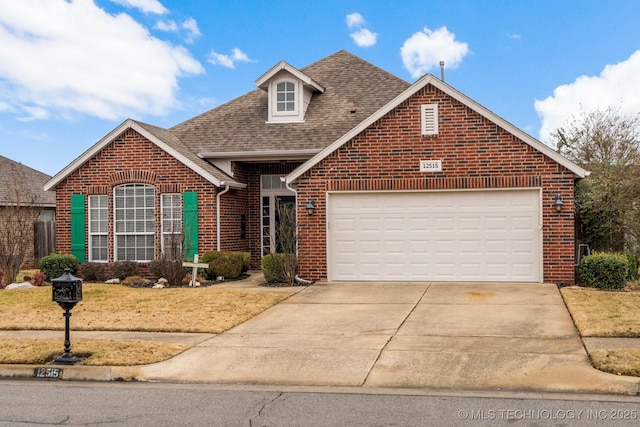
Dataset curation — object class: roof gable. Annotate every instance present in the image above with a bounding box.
[255,60,324,93]
[287,74,589,183]
[44,119,244,191]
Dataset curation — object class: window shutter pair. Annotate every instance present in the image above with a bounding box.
[70,192,199,262]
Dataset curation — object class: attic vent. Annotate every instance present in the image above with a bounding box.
[421,104,439,136]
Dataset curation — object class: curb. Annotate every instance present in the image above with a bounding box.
[2,364,639,396]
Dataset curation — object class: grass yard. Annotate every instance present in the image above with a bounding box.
[0,282,291,365]
[561,286,640,377]
[560,287,640,337]
[0,338,190,366]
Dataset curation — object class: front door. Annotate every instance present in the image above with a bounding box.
[261,175,295,255]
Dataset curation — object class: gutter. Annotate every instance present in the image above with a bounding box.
[216,183,231,252]
[283,179,314,285]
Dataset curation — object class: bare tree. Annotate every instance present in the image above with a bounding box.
[552,106,640,252]
[0,163,43,286]
[274,198,297,285]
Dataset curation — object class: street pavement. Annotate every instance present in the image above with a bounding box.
[1,279,639,395]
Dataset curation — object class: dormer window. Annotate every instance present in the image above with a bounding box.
[276,81,296,113]
[256,60,325,124]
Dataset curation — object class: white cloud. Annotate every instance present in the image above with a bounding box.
[346,12,364,29]
[400,26,469,79]
[181,17,201,43]
[154,19,178,32]
[109,0,167,15]
[207,48,253,69]
[154,17,201,43]
[350,28,377,48]
[0,0,204,121]
[345,12,377,48]
[535,50,640,143]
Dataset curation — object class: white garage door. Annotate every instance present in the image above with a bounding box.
[327,190,542,282]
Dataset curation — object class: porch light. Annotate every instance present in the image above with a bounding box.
[306,199,316,215]
[553,194,564,212]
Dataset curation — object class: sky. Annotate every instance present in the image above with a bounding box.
[1,0,640,176]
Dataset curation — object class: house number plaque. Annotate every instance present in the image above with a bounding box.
[420,160,442,172]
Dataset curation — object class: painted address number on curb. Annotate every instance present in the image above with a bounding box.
[33,367,63,379]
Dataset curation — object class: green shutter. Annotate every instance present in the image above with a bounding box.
[70,194,86,263]
[183,192,198,259]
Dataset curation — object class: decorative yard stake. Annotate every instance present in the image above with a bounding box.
[182,254,209,286]
[51,268,83,365]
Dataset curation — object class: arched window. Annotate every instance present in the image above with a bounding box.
[114,184,155,261]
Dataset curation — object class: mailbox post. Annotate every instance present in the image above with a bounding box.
[51,268,83,365]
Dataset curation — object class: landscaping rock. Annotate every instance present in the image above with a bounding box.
[105,278,120,284]
[6,282,35,290]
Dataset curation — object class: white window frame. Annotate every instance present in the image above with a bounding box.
[161,193,183,257]
[88,195,108,262]
[114,184,155,262]
[274,79,298,116]
[421,104,439,135]
[260,175,295,255]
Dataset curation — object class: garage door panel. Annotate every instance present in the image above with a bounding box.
[328,190,541,282]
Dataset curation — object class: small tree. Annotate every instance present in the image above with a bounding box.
[148,225,187,286]
[271,198,297,285]
[552,106,640,252]
[0,163,44,286]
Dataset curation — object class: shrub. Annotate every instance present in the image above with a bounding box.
[232,251,251,273]
[623,253,640,281]
[121,275,150,287]
[261,253,297,285]
[77,262,110,282]
[39,253,79,281]
[579,252,629,290]
[200,251,247,280]
[31,271,46,286]
[148,259,187,286]
[0,269,5,288]
[109,261,139,280]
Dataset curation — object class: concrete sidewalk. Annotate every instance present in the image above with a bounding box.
[1,281,639,394]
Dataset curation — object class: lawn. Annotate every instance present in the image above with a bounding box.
[561,286,640,377]
[0,282,290,365]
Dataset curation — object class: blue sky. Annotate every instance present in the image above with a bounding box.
[1,0,640,176]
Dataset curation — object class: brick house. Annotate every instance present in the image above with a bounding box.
[1,155,56,268]
[45,50,587,284]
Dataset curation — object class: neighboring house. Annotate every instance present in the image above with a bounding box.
[0,155,56,268]
[44,50,587,284]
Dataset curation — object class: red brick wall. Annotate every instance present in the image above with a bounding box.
[54,128,249,268]
[295,85,577,284]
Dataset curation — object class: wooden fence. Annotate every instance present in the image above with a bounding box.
[34,220,55,266]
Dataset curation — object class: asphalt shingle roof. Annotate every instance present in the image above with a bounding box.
[170,50,410,155]
[134,120,237,185]
[0,155,55,206]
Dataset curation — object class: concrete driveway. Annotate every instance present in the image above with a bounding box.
[136,282,639,394]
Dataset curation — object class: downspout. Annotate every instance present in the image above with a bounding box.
[285,179,314,286]
[216,183,231,252]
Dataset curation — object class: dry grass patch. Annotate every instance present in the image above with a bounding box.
[0,338,190,366]
[560,287,640,337]
[590,349,640,377]
[1,284,288,333]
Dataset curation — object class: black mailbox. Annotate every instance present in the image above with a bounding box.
[51,268,83,365]
[52,268,83,308]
